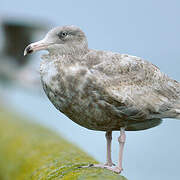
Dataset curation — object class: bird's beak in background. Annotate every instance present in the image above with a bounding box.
[24,40,49,56]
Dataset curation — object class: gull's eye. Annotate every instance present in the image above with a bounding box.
[58,31,68,39]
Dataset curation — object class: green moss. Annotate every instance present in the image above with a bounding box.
[0,109,127,180]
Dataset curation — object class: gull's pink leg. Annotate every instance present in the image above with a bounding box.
[89,131,114,169]
[82,128,126,174]
[104,131,114,166]
[113,127,126,173]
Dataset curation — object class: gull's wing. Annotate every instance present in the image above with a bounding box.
[85,51,180,121]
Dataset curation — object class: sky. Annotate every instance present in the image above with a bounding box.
[1,0,180,180]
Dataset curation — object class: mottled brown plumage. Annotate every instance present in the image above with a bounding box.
[40,48,180,131]
[24,25,180,173]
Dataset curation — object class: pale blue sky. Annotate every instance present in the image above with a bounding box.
[1,1,180,180]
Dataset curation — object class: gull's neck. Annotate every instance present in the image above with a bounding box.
[41,41,89,64]
[49,40,89,57]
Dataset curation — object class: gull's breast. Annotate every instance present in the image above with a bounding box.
[40,60,106,129]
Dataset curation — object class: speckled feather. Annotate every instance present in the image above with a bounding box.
[39,26,180,131]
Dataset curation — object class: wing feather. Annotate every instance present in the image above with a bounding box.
[86,51,180,120]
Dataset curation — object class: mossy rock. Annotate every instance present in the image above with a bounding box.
[0,109,127,180]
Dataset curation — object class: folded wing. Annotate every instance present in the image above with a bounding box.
[88,51,180,121]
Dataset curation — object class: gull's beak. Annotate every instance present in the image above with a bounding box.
[24,39,50,56]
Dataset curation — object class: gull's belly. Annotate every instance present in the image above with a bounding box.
[40,61,123,131]
[41,75,116,131]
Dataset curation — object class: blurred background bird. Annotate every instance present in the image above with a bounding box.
[0,19,48,93]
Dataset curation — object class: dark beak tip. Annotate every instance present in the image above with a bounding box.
[24,45,33,56]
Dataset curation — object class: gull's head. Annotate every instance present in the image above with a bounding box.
[24,25,88,56]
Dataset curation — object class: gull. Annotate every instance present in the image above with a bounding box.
[24,25,180,173]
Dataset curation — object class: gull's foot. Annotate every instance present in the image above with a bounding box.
[94,164,123,174]
[91,164,110,168]
[112,166,123,174]
[78,164,123,174]
[79,163,114,169]
[104,162,115,167]
[86,164,122,174]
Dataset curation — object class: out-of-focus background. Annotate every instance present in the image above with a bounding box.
[0,0,180,179]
